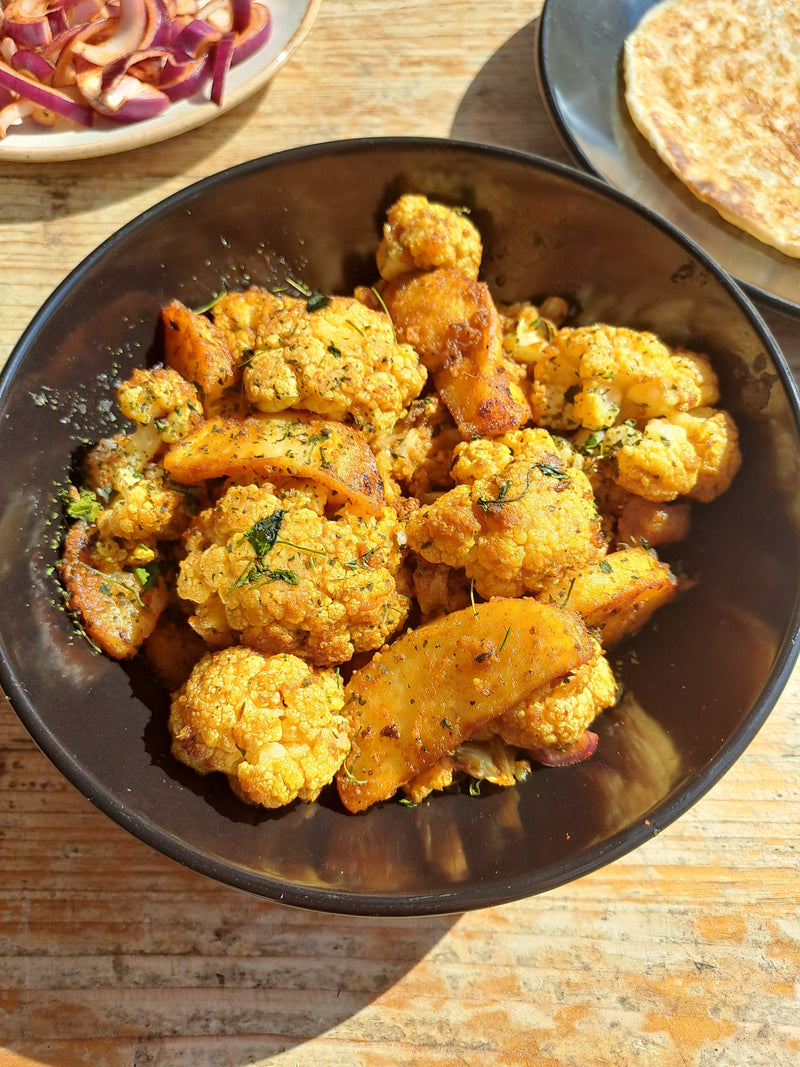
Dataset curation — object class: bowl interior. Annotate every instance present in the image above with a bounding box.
[2,139,799,915]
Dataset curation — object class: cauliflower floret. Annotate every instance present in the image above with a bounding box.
[376,194,483,281]
[529,324,720,432]
[668,407,742,502]
[401,756,457,803]
[605,418,700,502]
[82,422,196,546]
[211,288,426,440]
[482,639,618,752]
[405,428,607,598]
[177,481,409,664]
[96,472,193,544]
[84,422,162,495]
[371,394,460,503]
[169,646,350,808]
[401,736,531,803]
[117,365,204,443]
[499,298,569,366]
[602,408,740,503]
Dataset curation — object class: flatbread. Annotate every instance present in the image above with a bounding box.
[623,0,800,259]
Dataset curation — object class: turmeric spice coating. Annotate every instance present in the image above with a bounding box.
[59,193,742,812]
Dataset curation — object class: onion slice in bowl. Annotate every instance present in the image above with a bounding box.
[0,0,273,136]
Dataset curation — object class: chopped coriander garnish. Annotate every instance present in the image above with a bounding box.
[476,466,538,513]
[133,561,160,592]
[66,489,101,524]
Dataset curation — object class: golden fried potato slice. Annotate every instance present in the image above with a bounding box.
[382,268,531,438]
[161,300,238,404]
[59,522,168,660]
[336,597,594,812]
[538,546,678,646]
[163,412,387,515]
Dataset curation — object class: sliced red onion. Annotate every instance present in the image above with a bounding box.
[0,95,37,134]
[196,0,233,33]
[145,0,172,48]
[11,47,55,82]
[1,0,53,49]
[0,57,94,124]
[209,30,232,105]
[230,0,269,64]
[59,0,108,29]
[47,19,114,84]
[159,53,209,100]
[230,0,251,33]
[528,730,599,767]
[71,0,149,66]
[172,17,220,58]
[92,72,171,120]
[0,0,274,137]
[100,46,169,90]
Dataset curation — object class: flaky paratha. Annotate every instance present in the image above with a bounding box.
[624,0,800,259]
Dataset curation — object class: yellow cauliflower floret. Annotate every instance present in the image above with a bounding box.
[211,288,426,440]
[401,736,531,802]
[371,394,460,503]
[96,469,191,543]
[483,639,618,752]
[529,324,720,432]
[605,418,700,502]
[83,423,194,545]
[605,408,741,503]
[177,481,409,665]
[168,646,350,808]
[499,298,569,366]
[405,428,607,599]
[376,194,483,281]
[668,407,742,502]
[84,423,163,496]
[117,365,203,443]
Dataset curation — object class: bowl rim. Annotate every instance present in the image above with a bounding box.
[3,136,800,916]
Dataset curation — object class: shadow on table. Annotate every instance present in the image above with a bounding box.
[0,82,273,228]
[2,717,461,1066]
[450,18,572,163]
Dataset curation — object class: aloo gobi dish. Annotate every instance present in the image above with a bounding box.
[58,194,741,814]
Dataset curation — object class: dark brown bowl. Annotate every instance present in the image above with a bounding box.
[2,138,799,915]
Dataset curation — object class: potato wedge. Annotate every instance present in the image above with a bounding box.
[336,597,594,812]
[382,268,531,438]
[162,299,238,405]
[59,522,168,660]
[538,546,678,646]
[163,412,387,515]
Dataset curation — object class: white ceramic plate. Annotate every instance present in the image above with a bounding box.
[0,0,320,162]
[536,0,800,314]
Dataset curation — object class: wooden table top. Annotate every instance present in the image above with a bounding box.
[1,2,799,1064]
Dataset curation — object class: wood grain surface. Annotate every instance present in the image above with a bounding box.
[1,3,799,1065]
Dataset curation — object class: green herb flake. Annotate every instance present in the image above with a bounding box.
[476,467,537,513]
[133,561,160,592]
[306,291,331,313]
[244,510,285,556]
[66,489,102,524]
